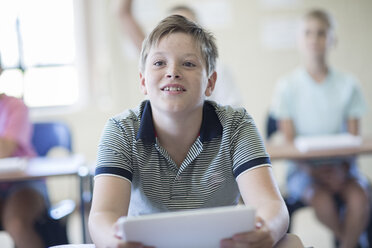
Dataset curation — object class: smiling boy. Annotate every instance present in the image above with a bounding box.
[89,15,288,248]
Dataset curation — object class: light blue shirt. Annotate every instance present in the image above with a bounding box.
[271,67,367,136]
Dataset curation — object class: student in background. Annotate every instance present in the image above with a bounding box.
[116,0,243,108]
[89,15,289,248]
[0,61,48,248]
[271,9,369,248]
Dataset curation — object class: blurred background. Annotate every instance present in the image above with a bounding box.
[0,0,371,247]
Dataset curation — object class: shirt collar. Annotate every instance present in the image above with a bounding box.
[136,100,223,143]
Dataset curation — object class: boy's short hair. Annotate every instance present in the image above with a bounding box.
[139,15,218,77]
[304,9,336,32]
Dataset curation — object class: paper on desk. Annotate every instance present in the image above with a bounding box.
[294,133,362,153]
[0,157,28,173]
[26,154,85,176]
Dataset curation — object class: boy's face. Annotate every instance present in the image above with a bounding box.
[298,18,333,61]
[140,32,216,115]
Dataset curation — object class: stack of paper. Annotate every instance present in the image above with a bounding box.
[294,133,362,153]
[0,157,28,174]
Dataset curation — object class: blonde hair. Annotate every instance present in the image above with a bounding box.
[139,15,218,76]
[304,9,336,32]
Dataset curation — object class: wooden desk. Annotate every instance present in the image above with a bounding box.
[50,245,95,248]
[0,154,89,243]
[49,233,304,248]
[266,137,372,161]
[0,155,85,182]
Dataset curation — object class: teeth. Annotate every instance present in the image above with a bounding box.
[163,87,184,91]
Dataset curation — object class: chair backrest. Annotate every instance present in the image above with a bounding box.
[32,122,72,156]
[266,113,278,139]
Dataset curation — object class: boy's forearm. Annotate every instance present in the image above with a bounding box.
[89,212,121,248]
[347,118,359,135]
[0,138,17,158]
[257,199,289,245]
[278,119,295,142]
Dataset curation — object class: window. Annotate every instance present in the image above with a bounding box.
[0,0,78,108]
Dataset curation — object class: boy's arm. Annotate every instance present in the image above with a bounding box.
[0,99,31,158]
[347,118,360,135]
[117,0,146,52]
[278,119,295,142]
[236,166,289,246]
[0,138,17,158]
[89,175,133,247]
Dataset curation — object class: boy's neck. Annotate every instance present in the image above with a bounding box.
[151,106,204,166]
[304,58,329,83]
[152,107,203,141]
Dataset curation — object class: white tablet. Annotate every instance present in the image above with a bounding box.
[116,205,256,248]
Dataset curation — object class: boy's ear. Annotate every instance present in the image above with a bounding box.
[139,72,148,95]
[205,71,217,97]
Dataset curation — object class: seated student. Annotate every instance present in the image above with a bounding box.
[271,9,370,248]
[89,15,289,248]
[117,0,243,107]
[0,62,48,248]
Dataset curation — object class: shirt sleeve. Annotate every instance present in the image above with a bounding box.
[95,118,134,182]
[1,98,33,154]
[345,77,367,118]
[270,78,293,120]
[230,110,271,179]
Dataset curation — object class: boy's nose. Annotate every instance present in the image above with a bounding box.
[166,74,181,79]
[166,65,181,79]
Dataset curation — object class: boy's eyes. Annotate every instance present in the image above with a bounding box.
[305,30,327,38]
[152,60,197,67]
[183,61,196,67]
[153,61,165,66]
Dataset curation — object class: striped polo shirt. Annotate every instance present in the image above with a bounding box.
[95,100,271,216]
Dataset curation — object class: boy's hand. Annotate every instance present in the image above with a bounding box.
[112,220,154,248]
[220,217,274,248]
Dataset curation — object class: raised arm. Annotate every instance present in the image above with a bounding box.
[117,0,146,52]
[230,167,289,247]
[89,176,140,248]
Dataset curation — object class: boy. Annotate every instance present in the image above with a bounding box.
[89,15,289,248]
[271,9,370,248]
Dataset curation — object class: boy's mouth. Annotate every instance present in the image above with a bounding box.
[161,85,186,92]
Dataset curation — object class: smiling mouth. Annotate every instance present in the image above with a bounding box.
[162,86,186,92]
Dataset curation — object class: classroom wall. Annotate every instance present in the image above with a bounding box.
[32,0,372,195]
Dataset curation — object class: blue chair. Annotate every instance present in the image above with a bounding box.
[32,122,72,157]
[32,122,76,246]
